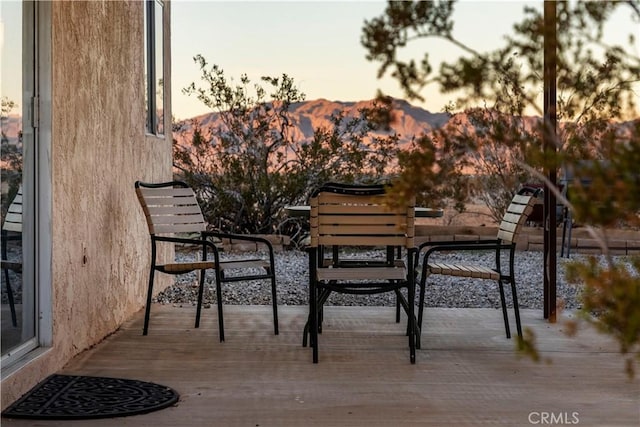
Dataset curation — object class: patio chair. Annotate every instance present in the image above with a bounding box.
[559,160,606,258]
[315,182,410,324]
[135,181,278,341]
[521,182,566,229]
[416,187,540,339]
[1,185,22,327]
[305,183,418,363]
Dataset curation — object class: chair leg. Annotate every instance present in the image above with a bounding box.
[510,277,523,338]
[268,268,279,335]
[318,285,332,333]
[302,319,309,347]
[497,280,511,339]
[310,280,318,363]
[403,285,421,351]
[391,246,401,323]
[216,271,225,342]
[303,288,330,347]
[407,257,416,364]
[408,307,416,364]
[2,235,17,327]
[309,250,319,363]
[562,210,573,258]
[561,215,568,257]
[195,269,206,328]
[3,267,17,327]
[398,287,409,337]
[6,279,16,328]
[143,267,155,336]
[397,286,420,350]
[565,214,573,258]
[417,275,427,334]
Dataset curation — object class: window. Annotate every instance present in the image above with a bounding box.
[144,0,164,136]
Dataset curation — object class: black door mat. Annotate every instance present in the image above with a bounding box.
[2,374,179,420]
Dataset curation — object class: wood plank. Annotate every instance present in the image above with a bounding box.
[318,214,407,225]
[318,224,408,236]
[502,212,521,224]
[506,203,528,215]
[163,261,216,273]
[498,221,518,234]
[318,205,404,215]
[139,187,195,197]
[497,229,516,243]
[318,235,409,247]
[2,187,22,232]
[153,223,207,234]
[46,306,640,427]
[317,193,387,204]
[146,214,205,225]
[9,193,22,205]
[511,194,533,205]
[146,205,203,215]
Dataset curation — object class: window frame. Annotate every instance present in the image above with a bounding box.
[144,0,164,137]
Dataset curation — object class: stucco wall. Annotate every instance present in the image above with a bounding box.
[2,0,173,409]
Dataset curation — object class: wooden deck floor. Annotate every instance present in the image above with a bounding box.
[3,305,639,427]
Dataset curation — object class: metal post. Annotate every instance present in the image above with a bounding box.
[543,1,558,322]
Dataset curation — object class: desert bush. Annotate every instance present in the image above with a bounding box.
[174,56,400,236]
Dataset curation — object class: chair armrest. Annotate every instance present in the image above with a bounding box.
[202,231,275,252]
[417,239,500,253]
[153,235,223,259]
[417,241,516,280]
[202,232,275,263]
[418,241,512,265]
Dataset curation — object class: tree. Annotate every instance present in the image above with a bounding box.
[175,56,401,237]
[362,0,640,376]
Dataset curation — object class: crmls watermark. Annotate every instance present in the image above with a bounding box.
[528,412,580,425]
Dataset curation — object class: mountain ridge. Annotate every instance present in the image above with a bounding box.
[175,98,455,148]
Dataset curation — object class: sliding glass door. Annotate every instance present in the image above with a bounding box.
[1,0,38,362]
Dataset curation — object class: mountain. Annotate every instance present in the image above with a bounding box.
[173,98,638,155]
[173,98,452,148]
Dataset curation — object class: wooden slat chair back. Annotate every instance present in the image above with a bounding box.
[1,185,22,327]
[135,181,278,341]
[306,184,418,364]
[135,185,207,236]
[417,188,539,339]
[2,186,22,233]
[496,193,536,244]
[311,192,415,252]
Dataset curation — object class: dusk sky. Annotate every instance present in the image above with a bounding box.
[0,1,636,121]
[171,0,541,119]
[171,0,639,120]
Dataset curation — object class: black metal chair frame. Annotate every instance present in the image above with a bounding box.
[1,229,20,327]
[304,182,409,323]
[304,183,418,364]
[415,187,540,340]
[135,181,278,342]
[1,186,22,327]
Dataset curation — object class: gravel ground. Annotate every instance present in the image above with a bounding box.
[154,248,636,310]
